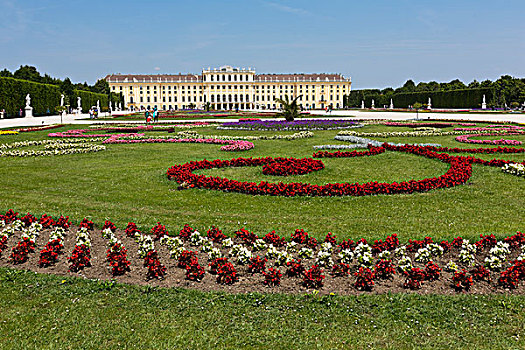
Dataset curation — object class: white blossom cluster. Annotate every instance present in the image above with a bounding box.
[502,163,525,178]
[484,242,510,271]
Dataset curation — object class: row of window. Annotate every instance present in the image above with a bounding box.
[113,84,349,91]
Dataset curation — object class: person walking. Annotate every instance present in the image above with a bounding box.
[19,108,23,117]
[153,107,158,122]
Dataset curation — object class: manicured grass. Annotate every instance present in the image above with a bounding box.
[1,268,524,349]
[0,123,523,242]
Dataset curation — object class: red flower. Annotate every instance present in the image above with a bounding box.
[263,268,282,287]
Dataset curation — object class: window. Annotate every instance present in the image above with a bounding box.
[112,86,115,91]
[140,97,143,102]
[162,97,165,102]
[154,97,157,102]
[147,97,150,102]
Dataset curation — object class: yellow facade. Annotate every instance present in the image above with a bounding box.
[106,65,351,111]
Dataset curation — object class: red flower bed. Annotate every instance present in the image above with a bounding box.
[263,268,282,286]
[216,262,238,285]
[207,226,226,243]
[262,158,324,176]
[106,243,131,276]
[167,145,473,197]
[144,250,167,280]
[303,265,325,289]
[125,222,140,237]
[286,259,305,277]
[186,258,205,281]
[151,222,168,240]
[374,259,396,279]
[404,267,426,290]
[263,231,286,247]
[354,267,375,291]
[209,257,229,274]
[452,270,473,291]
[248,256,267,274]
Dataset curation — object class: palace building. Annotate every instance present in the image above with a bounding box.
[105,65,351,111]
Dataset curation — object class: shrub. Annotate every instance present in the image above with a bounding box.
[248,255,267,274]
[331,262,350,277]
[216,262,238,285]
[404,268,426,290]
[470,265,491,282]
[303,265,325,289]
[68,244,91,272]
[151,222,168,240]
[452,269,473,291]
[209,257,229,274]
[263,268,282,287]
[354,267,375,291]
[286,259,305,277]
[207,226,226,243]
[374,259,395,279]
[424,261,441,281]
[186,259,205,281]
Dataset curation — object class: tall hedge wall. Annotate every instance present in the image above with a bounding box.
[345,87,495,109]
[0,77,61,117]
[0,76,123,117]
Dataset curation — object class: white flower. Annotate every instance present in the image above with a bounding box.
[338,249,354,264]
[286,241,298,252]
[229,244,245,257]
[275,250,294,266]
[190,231,204,246]
[137,234,155,258]
[252,238,267,251]
[414,247,432,263]
[298,247,314,259]
[208,247,222,260]
[170,246,184,259]
[160,236,183,250]
[377,250,391,260]
[200,238,213,253]
[320,242,333,252]
[222,238,234,248]
[445,261,459,272]
[398,256,413,272]
[266,245,279,260]
[237,247,253,265]
[102,228,114,239]
[76,227,91,247]
[49,227,66,241]
[316,250,334,267]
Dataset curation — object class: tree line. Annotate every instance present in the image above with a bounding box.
[345,75,525,109]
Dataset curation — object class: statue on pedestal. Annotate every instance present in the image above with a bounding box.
[25,94,31,107]
[390,99,394,109]
[77,97,82,114]
[482,95,487,109]
[60,94,64,107]
[24,94,33,117]
[428,97,432,110]
[361,100,365,109]
[371,99,375,109]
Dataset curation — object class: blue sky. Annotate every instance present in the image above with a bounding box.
[1,0,524,89]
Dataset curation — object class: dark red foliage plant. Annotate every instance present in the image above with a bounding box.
[20,213,37,227]
[324,232,337,245]
[263,268,282,287]
[235,228,258,244]
[303,265,325,289]
[179,224,194,240]
[452,270,473,291]
[144,250,167,280]
[470,265,491,282]
[216,262,238,285]
[286,259,305,277]
[248,256,267,274]
[291,229,309,244]
[209,257,229,274]
[424,261,441,281]
[68,245,91,272]
[151,222,168,240]
[54,216,70,229]
[207,226,226,243]
[374,259,396,280]
[331,262,350,277]
[39,239,64,267]
[404,268,426,290]
[79,218,94,230]
[125,222,140,237]
[498,266,520,289]
[354,267,375,291]
[39,214,55,229]
[106,243,131,276]
[186,259,205,281]
[10,238,35,264]
[178,250,197,268]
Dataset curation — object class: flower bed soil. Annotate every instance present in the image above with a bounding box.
[1,218,524,295]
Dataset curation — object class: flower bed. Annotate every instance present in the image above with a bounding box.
[166,145,473,197]
[262,158,325,176]
[0,139,106,157]
[15,124,65,133]
[0,131,18,136]
[455,133,523,145]
[384,122,453,128]
[176,130,314,141]
[502,163,525,178]
[218,119,362,131]
[103,136,254,152]
[1,209,524,294]
[338,129,498,138]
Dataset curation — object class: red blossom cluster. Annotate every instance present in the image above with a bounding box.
[102,220,117,232]
[331,262,350,277]
[303,265,325,289]
[263,268,282,286]
[207,226,226,243]
[286,259,305,277]
[209,258,229,274]
[0,236,8,255]
[0,209,18,224]
[372,234,399,253]
[54,216,70,229]
[79,218,94,230]
[248,256,267,274]
[263,231,286,247]
[186,258,205,281]
[453,270,473,291]
[179,224,194,240]
[216,262,238,285]
[9,237,35,264]
[106,243,131,276]
[470,265,491,282]
[262,158,324,176]
[39,214,55,229]
[150,222,168,240]
[144,250,167,280]
[424,261,441,281]
[374,259,396,280]
[178,250,198,268]
[404,268,427,290]
[20,213,37,227]
[125,222,140,237]
[68,244,91,272]
[235,228,258,245]
[354,267,375,291]
[39,239,64,267]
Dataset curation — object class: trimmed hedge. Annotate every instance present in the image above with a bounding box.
[345,88,494,109]
[0,77,122,117]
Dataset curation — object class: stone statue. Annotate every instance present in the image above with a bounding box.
[361,100,365,109]
[25,94,31,107]
[428,97,432,110]
[482,95,487,109]
[77,96,81,108]
[119,102,122,110]
[24,94,33,117]
[371,99,375,109]
[109,101,113,111]
[97,100,100,111]
[60,94,64,107]
[390,99,394,109]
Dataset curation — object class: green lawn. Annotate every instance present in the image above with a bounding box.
[0,121,524,349]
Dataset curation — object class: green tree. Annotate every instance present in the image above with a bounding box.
[274,95,302,121]
[0,69,12,77]
[93,79,109,94]
[13,65,42,82]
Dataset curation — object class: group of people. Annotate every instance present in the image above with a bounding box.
[145,107,159,123]
[89,107,99,119]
